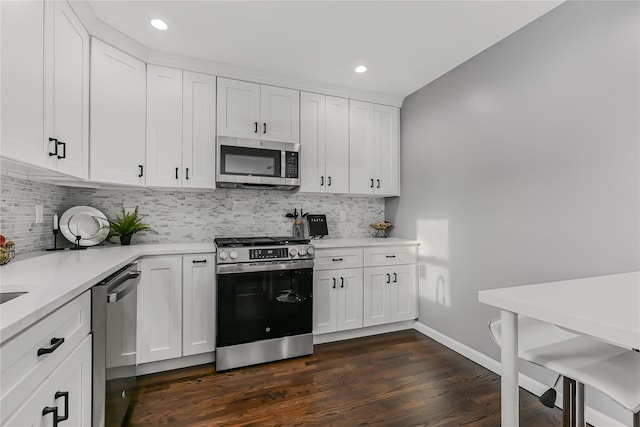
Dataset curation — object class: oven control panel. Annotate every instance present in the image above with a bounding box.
[217,245,314,264]
[250,248,288,260]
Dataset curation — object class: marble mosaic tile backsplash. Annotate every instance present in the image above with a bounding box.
[1,175,386,254]
[1,176,73,254]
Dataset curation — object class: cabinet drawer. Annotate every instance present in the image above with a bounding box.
[1,291,91,421]
[314,248,363,270]
[364,245,417,267]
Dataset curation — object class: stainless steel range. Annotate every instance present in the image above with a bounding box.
[214,237,314,371]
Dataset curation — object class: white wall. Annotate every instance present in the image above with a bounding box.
[387,1,639,424]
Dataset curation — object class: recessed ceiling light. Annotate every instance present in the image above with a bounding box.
[151,19,168,31]
[355,65,367,73]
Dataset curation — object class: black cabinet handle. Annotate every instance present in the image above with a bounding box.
[340,277,344,288]
[328,176,331,186]
[376,179,380,189]
[55,391,69,422]
[138,165,144,177]
[254,122,258,133]
[370,178,374,188]
[332,258,343,262]
[320,176,324,186]
[57,141,66,159]
[386,273,391,284]
[263,123,267,134]
[386,255,396,258]
[393,273,398,283]
[37,337,65,356]
[185,168,189,180]
[49,137,58,157]
[332,277,336,289]
[42,406,59,427]
[175,167,179,179]
[192,259,207,264]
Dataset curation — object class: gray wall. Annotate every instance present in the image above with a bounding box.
[387,1,639,423]
[1,175,384,254]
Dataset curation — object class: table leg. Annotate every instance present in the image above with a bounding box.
[501,310,519,426]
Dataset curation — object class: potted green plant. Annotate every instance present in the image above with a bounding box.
[106,207,154,245]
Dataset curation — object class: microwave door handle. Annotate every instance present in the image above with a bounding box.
[281,150,286,178]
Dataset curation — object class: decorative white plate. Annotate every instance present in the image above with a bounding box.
[60,206,110,247]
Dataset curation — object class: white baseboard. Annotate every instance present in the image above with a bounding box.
[314,321,414,345]
[136,352,215,376]
[412,321,626,427]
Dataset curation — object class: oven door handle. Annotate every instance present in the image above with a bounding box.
[217,260,315,274]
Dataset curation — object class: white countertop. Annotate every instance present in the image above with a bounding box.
[311,237,419,249]
[0,243,215,344]
[0,237,419,344]
[479,271,640,350]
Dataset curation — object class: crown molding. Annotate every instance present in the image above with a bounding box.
[147,50,403,107]
[68,1,402,107]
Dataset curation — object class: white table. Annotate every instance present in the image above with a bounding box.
[479,271,640,426]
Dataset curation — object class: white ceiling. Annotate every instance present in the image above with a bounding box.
[83,1,563,104]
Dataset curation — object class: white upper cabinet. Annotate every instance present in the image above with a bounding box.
[300,92,349,193]
[146,66,216,189]
[44,0,89,179]
[1,1,45,167]
[182,71,216,189]
[146,65,184,187]
[90,38,146,186]
[1,0,88,179]
[217,77,299,143]
[260,85,300,143]
[349,100,400,196]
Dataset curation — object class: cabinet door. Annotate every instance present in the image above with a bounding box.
[0,0,46,167]
[182,255,216,356]
[300,92,325,193]
[3,336,92,427]
[44,0,89,179]
[146,65,183,188]
[349,100,375,195]
[313,270,338,334]
[336,268,363,332]
[324,96,350,194]
[374,104,399,196]
[389,264,417,322]
[363,266,391,327]
[260,85,300,143]
[217,77,260,138]
[137,257,183,364]
[90,38,146,186]
[182,71,216,189]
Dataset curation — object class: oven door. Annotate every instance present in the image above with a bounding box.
[216,260,313,348]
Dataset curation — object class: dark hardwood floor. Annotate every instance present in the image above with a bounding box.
[127,330,563,426]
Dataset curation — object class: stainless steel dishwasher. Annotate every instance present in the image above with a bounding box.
[92,263,141,427]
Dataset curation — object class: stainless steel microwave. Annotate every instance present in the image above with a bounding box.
[216,136,300,191]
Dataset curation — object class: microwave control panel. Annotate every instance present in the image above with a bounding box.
[285,151,299,178]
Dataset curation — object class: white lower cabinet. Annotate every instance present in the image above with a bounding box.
[137,254,215,364]
[182,255,216,356]
[363,264,416,327]
[3,335,92,427]
[313,268,363,334]
[313,244,418,336]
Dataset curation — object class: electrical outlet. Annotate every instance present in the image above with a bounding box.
[35,205,43,223]
[339,210,347,222]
